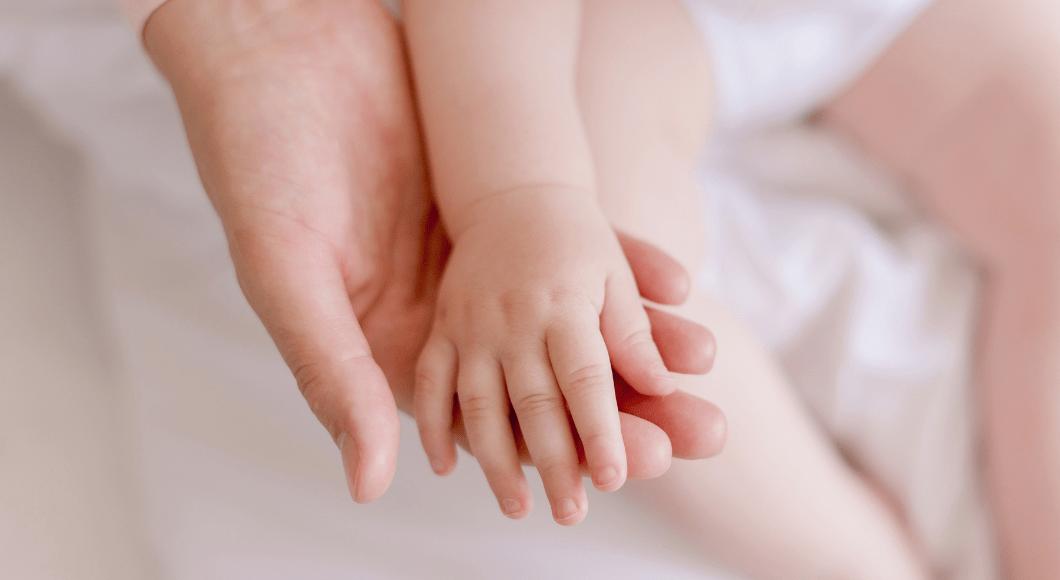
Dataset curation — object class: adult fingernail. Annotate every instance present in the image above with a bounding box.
[339,433,361,502]
[555,498,579,523]
[593,466,621,490]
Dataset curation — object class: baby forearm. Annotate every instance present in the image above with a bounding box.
[403,0,596,239]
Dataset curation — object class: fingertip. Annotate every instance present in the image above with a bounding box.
[616,230,692,305]
[618,412,672,480]
[601,288,676,397]
[553,497,587,526]
[414,337,459,476]
[428,446,458,476]
[591,464,626,492]
[689,403,727,459]
[620,352,678,398]
[417,418,458,476]
[663,267,691,306]
[459,353,533,523]
[650,363,679,396]
[501,495,533,519]
[646,307,717,375]
[696,326,717,373]
[340,430,397,503]
[339,432,360,501]
[665,394,725,458]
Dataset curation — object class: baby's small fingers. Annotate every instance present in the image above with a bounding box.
[458,351,533,519]
[503,343,587,526]
[545,312,626,493]
[601,277,677,397]
[414,335,459,475]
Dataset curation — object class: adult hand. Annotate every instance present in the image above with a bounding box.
[144,0,724,504]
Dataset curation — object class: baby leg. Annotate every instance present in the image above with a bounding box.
[577,1,929,578]
[822,0,1060,576]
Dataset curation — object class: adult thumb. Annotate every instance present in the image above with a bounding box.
[230,228,400,503]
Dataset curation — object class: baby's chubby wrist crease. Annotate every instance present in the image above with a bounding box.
[440,182,599,242]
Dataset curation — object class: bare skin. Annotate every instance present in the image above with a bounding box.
[142,0,726,509]
[822,0,1060,576]
[142,0,1032,576]
[404,0,698,525]
[577,1,930,577]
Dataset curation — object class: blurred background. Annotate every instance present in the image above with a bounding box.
[0,3,153,573]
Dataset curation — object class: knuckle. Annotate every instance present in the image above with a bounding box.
[477,456,514,479]
[507,287,591,322]
[459,392,500,423]
[536,456,577,483]
[620,329,656,353]
[415,364,447,397]
[292,359,339,436]
[547,287,597,319]
[496,291,548,329]
[416,412,451,438]
[547,287,582,308]
[562,363,614,399]
[498,291,529,319]
[292,359,327,400]
[291,353,375,437]
[578,429,616,456]
[512,391,565,422]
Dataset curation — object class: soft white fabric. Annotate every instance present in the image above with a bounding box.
[696,128,996,580]
[0,1,999,579]
[675,3,998,575]
[682,0,932,132]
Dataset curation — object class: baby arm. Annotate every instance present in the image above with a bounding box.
[402,0,676,525]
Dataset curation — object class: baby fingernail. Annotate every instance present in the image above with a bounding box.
[556,498,579,522]
[502,498,524,518]
[430,457,447,474]
[594,466,620,490]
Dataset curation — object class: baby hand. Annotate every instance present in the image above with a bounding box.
[414,187,677,525]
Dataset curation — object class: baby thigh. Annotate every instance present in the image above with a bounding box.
[641,295,930,580]
[821,0,1060,576]
[577,2,928,578]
